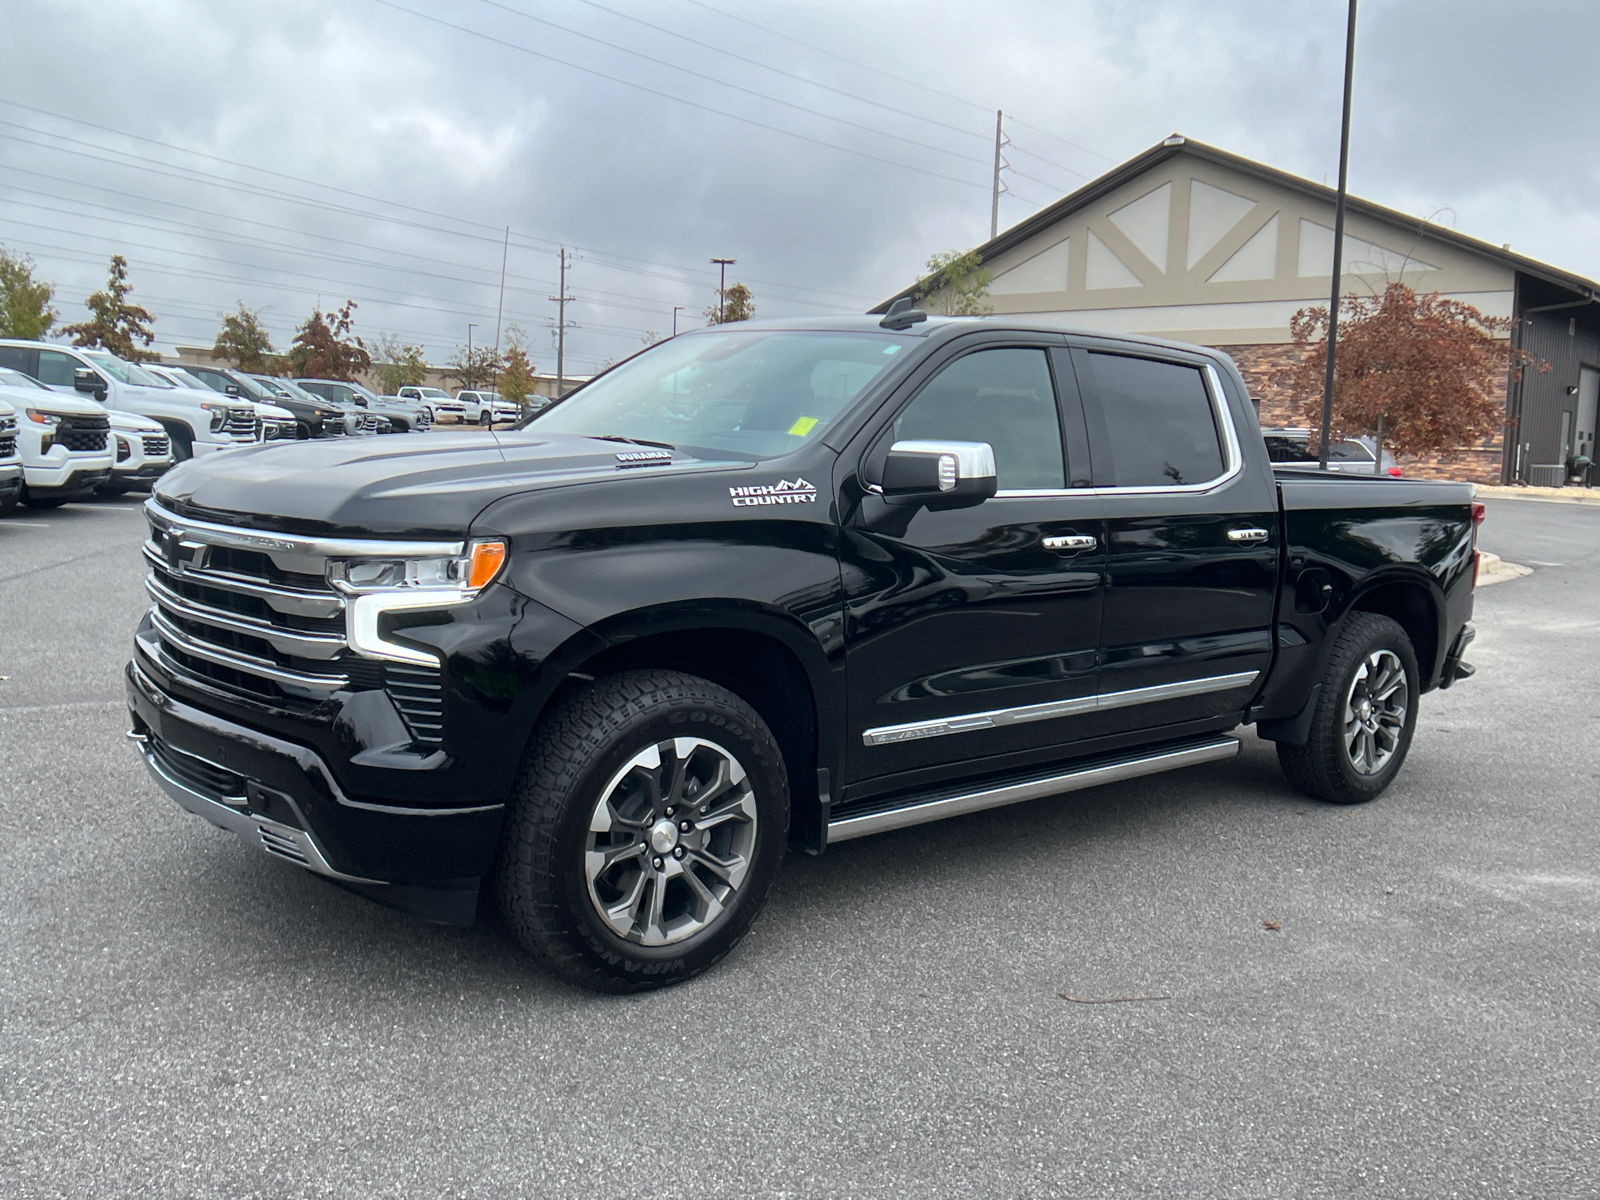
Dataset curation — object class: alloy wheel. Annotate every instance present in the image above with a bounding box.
[1343,649,1408,775]
[584,737,758,946]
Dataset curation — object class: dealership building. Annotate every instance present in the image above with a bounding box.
[875,136,1600,485]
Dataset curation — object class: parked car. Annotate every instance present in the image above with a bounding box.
[455,389,520,425]
[126,315,1479,992]
[102,412,174,495]
[294,379,431,433]
[397,384,464,424]
[0,396,21,513]
[239,375,355,439]
[0,365,114,505]
[1262,427,1401,477]
[0,341,257,461]
[144,366,296,443]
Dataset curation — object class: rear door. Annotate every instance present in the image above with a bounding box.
[1072,344,1277,736]
[841,334,1105,791]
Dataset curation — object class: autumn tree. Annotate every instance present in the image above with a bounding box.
[498,326,538,411]
[1281,282,1544,464]
[0,245,58,339]
[64,254,157,361]
[705,282,755,324]
[288,301,370,381]
[914,249,993,317]
[212,303,276,373]
[448,343,501,389]
[372,332,429,393]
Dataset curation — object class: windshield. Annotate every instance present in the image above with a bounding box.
[416,387,451,400]
[525,330,905,459]
[0,366,52,391]
[82,350,169,388]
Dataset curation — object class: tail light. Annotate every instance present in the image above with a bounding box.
[1387,466,1402,477]
[1471,501,1486,586]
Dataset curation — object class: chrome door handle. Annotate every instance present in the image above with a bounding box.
[1043,534,1098,552]
[1228,527,1269,543]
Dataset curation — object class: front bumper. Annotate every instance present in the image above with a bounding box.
[126,661,503,923]
[0,464,20,501]
[24,452,114,491]
[112,461,172,485]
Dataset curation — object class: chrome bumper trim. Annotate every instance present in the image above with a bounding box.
[129,729,383,884]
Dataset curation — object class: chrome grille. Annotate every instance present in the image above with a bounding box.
[260,420,294,443]
[137,501,463,748]
[323,418,347,437]
[223,407,259,438]
[0,434,15,459]
[356,412,379,434]
[143,434,171,457]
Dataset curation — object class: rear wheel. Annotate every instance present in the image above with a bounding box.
[496,670,789,992]
[1277,612,1418,804]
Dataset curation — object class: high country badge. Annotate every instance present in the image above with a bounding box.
[729,478,818,507]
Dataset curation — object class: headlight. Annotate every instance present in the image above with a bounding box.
[25,409,62,426]
[200,402,228,432]
[326,540,508,665]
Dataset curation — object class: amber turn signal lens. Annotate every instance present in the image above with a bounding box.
[466,540,507,590]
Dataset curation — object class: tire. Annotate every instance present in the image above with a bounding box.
[1277,612,1419,804]
[22,492,70,508]
[496,669,789,993]
[478,412,491,426]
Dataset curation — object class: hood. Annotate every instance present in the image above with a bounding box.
[153,429,741,537]
[0,384,107,417]
[108,411,166,433]
[251,401,295,420]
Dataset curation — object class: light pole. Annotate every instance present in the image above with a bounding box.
[467,323,478,389]
[711,258,736,323]
[673,305,685,337]
[1318,0,1358,470]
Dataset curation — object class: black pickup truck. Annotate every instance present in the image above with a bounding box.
[126,313,1480,991]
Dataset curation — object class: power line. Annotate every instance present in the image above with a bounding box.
[679,0,1114,165]
[367,0,990,192]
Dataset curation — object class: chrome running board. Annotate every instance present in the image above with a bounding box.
[826,736,1240,843]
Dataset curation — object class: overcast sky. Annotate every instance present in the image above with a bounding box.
[3,0,1596,374]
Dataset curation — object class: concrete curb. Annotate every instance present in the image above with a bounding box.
[1476,551,1533,586]
[1476,484,1600,507]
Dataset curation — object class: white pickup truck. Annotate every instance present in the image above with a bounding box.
[0,341,258,460]
[103,412,175,495]
[0,395,20,513]
[0,364,115,505]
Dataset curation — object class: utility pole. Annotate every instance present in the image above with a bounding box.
[1318,0,1358,470]
[550,247,574,396]
[711,258,736,323]
[672,305,684,337]
[466,323,477,389]
[990,109,1009,241]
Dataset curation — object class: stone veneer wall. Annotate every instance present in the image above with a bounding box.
[1215,343,1506,486]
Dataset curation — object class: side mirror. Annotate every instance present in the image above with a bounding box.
[355,397,368,407]
[73,367,103,395]
[224,383,241,397]
[881,440,997,508]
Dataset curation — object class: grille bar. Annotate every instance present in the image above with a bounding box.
[149,607,348,694]
[146,575,346,660]
[141,543,345,618]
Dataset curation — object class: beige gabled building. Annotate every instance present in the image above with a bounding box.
[875,136,1600,486]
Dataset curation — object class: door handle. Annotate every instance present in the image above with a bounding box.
[1227,527,1270,543]
[1043,534,1098,552]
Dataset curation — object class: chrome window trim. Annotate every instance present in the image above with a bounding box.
[145,498,464,560]
[994,362,1243,500]
[861,669,1259,747]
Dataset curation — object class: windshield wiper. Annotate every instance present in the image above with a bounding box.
[591,434,675,450]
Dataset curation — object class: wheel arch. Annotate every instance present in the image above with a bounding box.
[525,605,840,852]
[1341,569,1445,688]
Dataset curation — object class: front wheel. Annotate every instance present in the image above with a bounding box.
[496,670,789,992]
[1277,612,1419,804]
[478,411,492,426]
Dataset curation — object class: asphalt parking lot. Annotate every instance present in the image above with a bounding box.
[2,494,1597,1198]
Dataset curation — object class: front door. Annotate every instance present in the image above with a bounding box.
[1071,345,1278,737]
[841,339,1105,795]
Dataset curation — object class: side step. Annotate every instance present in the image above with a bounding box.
[826,735,1240,844]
